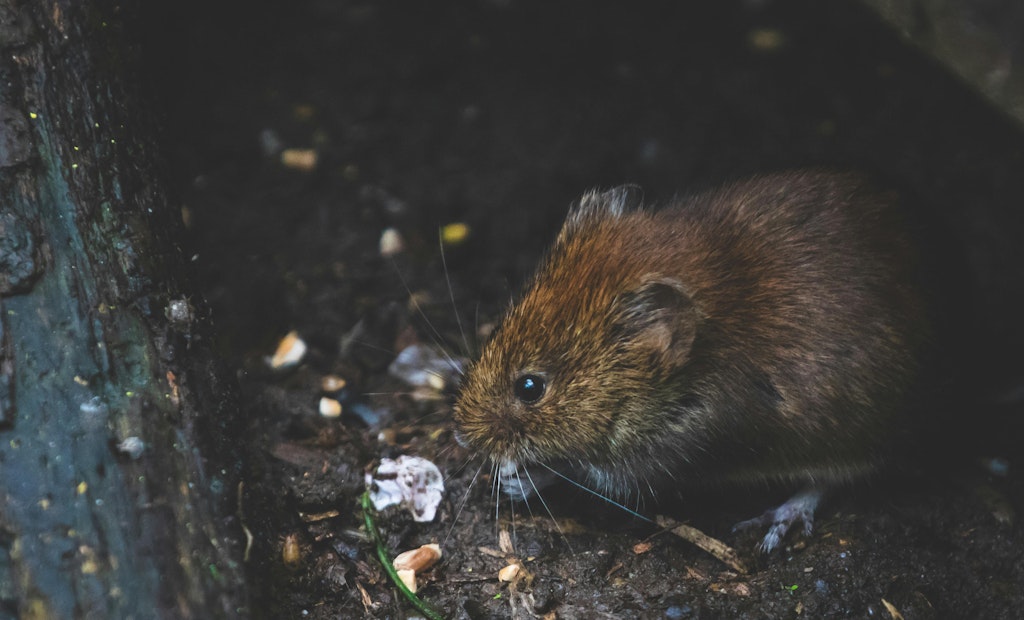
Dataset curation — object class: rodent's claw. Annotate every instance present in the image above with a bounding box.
[733,487,824,553]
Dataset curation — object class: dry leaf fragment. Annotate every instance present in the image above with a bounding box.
[881,598,905,620]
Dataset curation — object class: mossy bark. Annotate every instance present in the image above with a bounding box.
[1,1,246,617]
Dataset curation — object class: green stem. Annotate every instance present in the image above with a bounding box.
[361,491,446,620]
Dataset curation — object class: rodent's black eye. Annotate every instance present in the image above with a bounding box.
[513,374,546,404]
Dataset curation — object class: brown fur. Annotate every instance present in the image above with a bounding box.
[454,171,927,498]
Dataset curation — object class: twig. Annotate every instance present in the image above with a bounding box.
[655,516,748,574]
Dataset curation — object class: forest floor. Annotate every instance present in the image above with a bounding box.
[147,1,1023,617]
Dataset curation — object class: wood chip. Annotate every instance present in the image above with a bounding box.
[299,509,340,522]
[281,533,301,566]
[709,581,751,596]
[632,541,653,555]
[655,515,749,574]
[498,528,514,554]
[356,581,374,611]
[684,566,708,581]
[477,546,505,558]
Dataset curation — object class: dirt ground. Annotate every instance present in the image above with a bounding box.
[145,1,1023,617]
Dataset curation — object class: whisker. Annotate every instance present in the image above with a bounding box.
[434,443,460,467]
[537,463,654,524]
[473,303,481,353]
[444,459,486,548]
[438,231,471,359]
[507,469,540,553]
[490,460,500,498]
[513,469,538,522]
[405,406,451,426]
[440,451,475,483]
[493,462,502,541]
[346,338,399,356]
[389,258,463,374]
[523,468,574,554]
[507,492,517,552]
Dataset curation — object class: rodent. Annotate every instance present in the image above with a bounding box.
[453,170,929,550]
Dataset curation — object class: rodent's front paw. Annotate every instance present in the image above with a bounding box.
[733,487,823,553]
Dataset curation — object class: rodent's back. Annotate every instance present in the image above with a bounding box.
[455,171,927,495]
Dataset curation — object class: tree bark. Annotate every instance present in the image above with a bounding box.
[1,1,247,617]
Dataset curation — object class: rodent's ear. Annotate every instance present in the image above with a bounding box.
[568,185,644,228]
[614,278,697,368]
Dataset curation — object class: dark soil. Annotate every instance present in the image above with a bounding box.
[145,1,1023,618]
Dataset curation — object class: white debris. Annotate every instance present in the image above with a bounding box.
[387,344,463,392]
[365,455,445,522]
[117,436,145,460]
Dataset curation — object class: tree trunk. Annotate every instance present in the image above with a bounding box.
[1,1,247,617]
